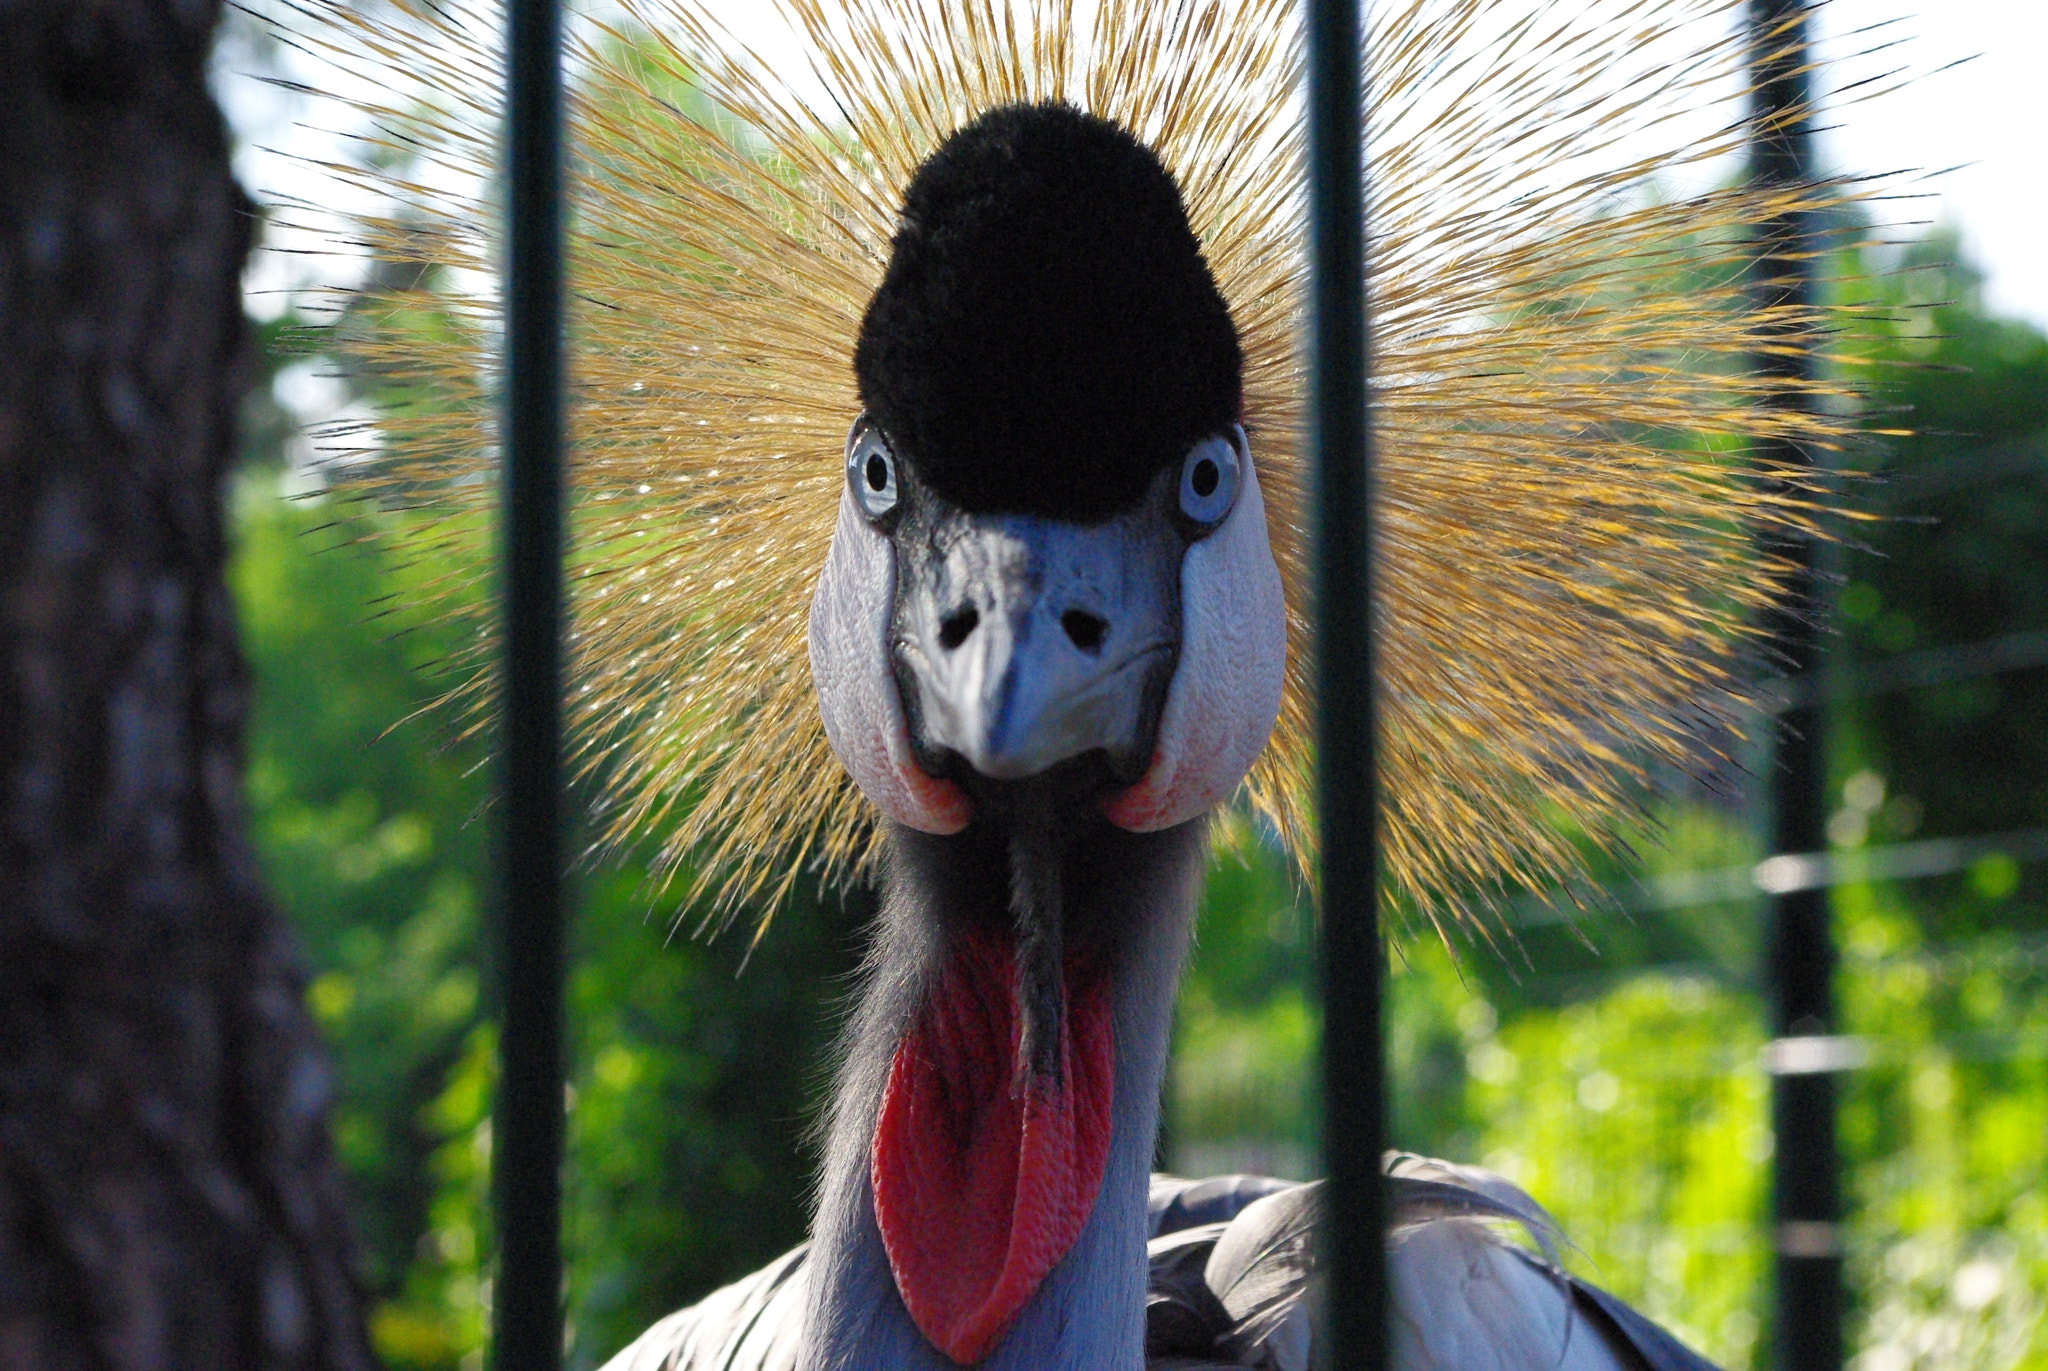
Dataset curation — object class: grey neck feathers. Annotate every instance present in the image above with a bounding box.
[798,816,1211,1371]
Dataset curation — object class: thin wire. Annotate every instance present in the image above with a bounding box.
[1762,626,2048,711]
[1507,821,2048,927]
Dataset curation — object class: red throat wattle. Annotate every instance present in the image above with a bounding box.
[871,927,1115,1365]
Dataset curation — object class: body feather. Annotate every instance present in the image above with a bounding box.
[598,1162,1719,1370]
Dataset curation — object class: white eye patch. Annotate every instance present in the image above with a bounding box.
[809,488,972,834]
[1100,442,1286,832]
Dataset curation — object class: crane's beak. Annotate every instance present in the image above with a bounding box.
[891,499,1181,789]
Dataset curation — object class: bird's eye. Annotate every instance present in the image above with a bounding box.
[846,421,899,522]
[1178,430,1242,531]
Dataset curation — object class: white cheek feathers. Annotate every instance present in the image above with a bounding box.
[1100,446,1286,832]
[809,488,972,834]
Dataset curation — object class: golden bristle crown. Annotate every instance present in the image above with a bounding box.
[280,0,1868,938]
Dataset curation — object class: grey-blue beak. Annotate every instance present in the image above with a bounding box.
[893,503,1181,785]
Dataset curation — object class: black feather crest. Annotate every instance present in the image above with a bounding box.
[855,102,1244,523]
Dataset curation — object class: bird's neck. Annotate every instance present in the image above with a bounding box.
[800,816,1210,1371]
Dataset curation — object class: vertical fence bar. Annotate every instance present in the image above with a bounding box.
[495,0,567,1368]
[1749,3,1841,1368]
[1307,1,1385,1369]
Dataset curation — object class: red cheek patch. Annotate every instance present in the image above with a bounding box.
[870,928,1115,1365]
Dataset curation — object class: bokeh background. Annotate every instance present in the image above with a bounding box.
[208,3,2047,1367]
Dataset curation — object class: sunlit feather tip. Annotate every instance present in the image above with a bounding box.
[276,0,1876,939]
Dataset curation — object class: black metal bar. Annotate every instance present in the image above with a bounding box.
[1307,1,1384,1369]
[495,0,567,1367]
[1749,4,1841,1369]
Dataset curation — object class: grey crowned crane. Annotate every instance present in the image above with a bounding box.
[598,105,1718,1371]
[283,0,1865,1366]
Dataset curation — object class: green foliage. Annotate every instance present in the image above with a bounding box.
[1169,814,1319,1175]
[232,485,492,1310]
[1833,236,2048,935]
[1465,975,1772,1362]
[1837,882,2048,1369]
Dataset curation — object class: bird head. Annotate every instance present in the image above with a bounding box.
[302,0,1862,961]
[810,103,1287,842]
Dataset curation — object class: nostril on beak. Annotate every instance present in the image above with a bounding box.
[938,605,980,651]
[1060,609,1107,655]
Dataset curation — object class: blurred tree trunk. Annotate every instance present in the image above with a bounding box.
[0,3,378,1368]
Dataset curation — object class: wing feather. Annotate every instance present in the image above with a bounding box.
[603,1161,1722,1370]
